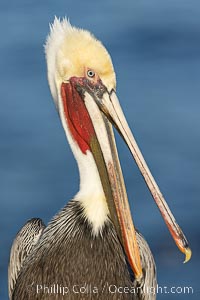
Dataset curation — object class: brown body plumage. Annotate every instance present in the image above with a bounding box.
[11,201,156,300]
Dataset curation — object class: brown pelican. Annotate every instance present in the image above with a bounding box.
[8,18,191,300]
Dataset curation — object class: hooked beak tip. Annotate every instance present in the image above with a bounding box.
[183,247,192,263]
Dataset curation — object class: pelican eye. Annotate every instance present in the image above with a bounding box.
[87,69,95,78]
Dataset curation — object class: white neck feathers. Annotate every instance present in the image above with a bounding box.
[58,93,109,236]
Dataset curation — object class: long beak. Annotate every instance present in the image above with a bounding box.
[91,87,192,263]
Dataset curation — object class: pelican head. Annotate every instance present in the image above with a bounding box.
[45,18,191,281]
[45,18,115,108]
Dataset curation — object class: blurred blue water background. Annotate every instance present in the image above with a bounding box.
[0,0,199,299]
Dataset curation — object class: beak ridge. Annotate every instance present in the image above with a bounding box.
[95,88,191,263]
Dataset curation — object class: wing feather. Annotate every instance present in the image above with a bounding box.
[8,218,45,299]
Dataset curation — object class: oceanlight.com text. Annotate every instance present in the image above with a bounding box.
[27,283,194,296]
